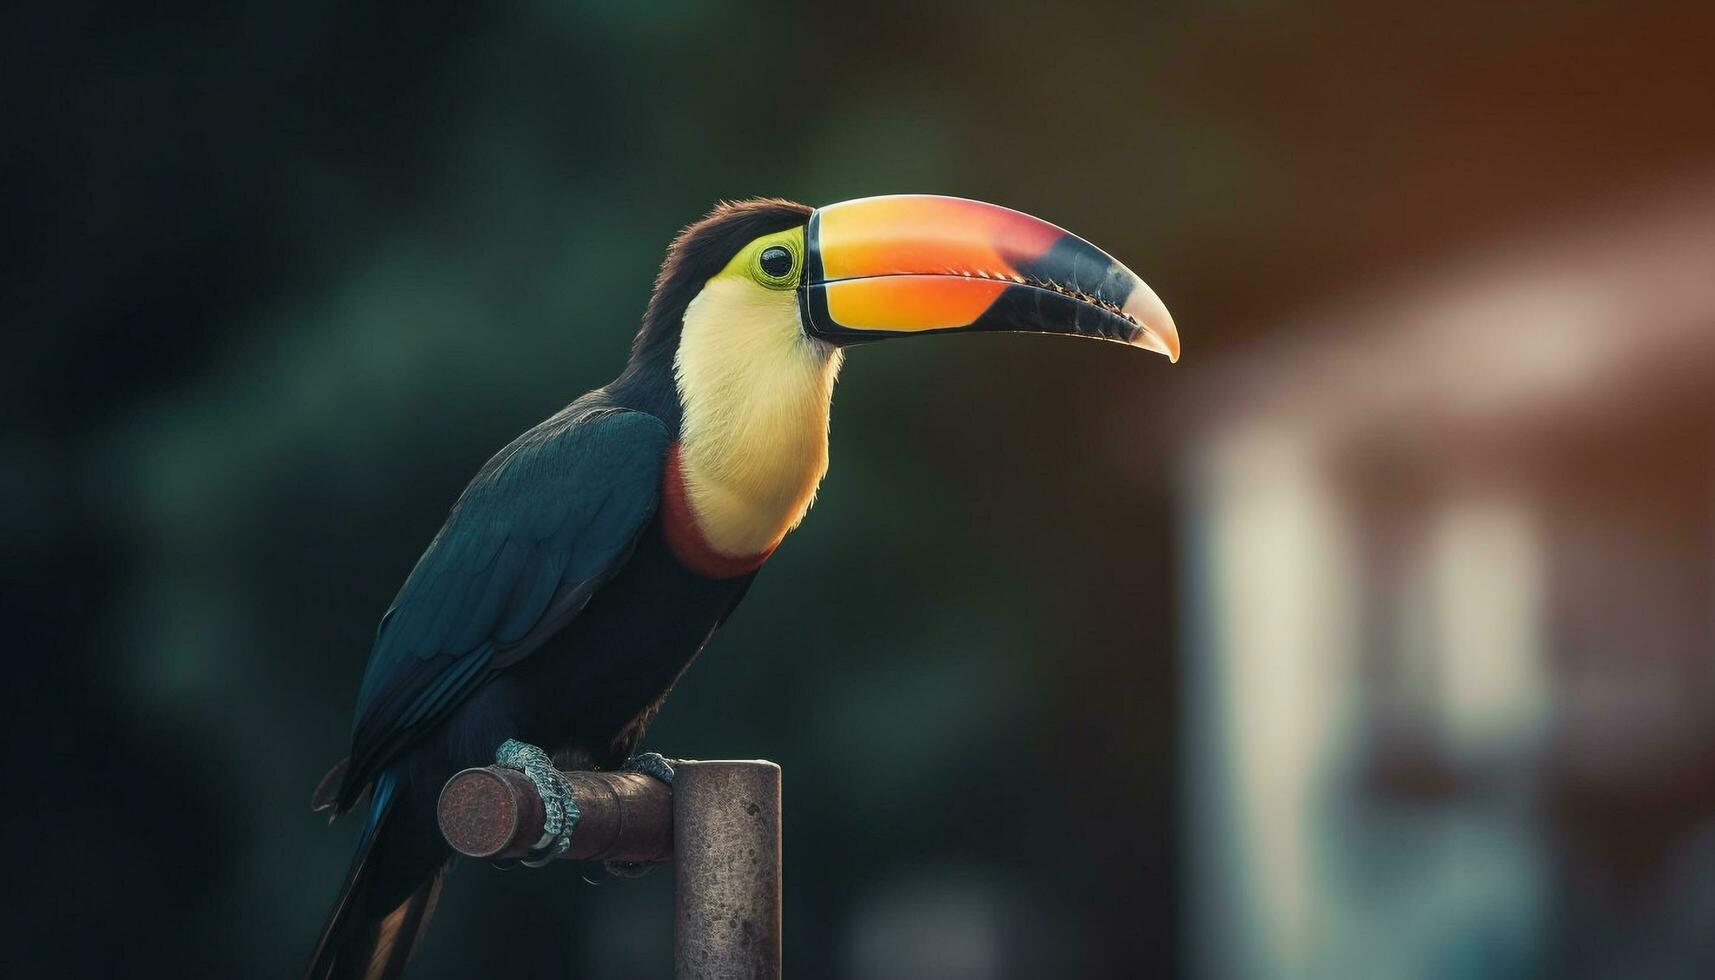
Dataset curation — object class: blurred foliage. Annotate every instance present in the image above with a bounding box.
[5,2,1181,976]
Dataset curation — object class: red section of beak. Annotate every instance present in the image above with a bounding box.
[815,195,1063,281]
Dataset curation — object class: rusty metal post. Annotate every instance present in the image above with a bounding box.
[673,760,782,980]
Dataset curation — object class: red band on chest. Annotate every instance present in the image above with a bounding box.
[661,443,773,580]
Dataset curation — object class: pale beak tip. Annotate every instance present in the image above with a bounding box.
[1144,328,1181,363]
[1157,318,1182,363]
[1122,285,1180,363]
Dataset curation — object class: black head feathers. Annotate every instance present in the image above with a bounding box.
[631,198,813,361]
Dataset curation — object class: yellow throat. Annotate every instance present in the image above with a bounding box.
[672,228,843,559]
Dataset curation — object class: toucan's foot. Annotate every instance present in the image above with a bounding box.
[621,751,675,785]
[494,738,580,867]
[602,752,675,878]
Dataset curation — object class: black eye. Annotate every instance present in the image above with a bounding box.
[758,245,793,280]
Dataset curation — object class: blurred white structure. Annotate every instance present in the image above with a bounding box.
[1180,181,1715,979]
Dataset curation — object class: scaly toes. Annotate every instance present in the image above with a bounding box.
[620,751,675,785]
[494,738,580,866]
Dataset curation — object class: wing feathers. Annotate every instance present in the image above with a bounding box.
[337,407,668,805]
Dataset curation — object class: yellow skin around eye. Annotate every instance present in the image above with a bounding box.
[672,227,844,559]
[731,227,804,289]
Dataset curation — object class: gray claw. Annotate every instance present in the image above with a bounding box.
[601,859,657,879]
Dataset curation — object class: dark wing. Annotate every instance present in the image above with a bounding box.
[338,406,668,806]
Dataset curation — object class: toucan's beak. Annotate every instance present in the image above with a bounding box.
[799,194,1179,362]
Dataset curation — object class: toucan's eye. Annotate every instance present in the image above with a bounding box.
[757,245,794,282]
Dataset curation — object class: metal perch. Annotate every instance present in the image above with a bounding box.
[437,759,782,980]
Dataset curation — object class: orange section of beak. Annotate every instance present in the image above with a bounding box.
[821,275,1010,332]
[816,195,1063,281]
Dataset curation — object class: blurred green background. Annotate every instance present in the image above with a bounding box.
[7,1,1715,978]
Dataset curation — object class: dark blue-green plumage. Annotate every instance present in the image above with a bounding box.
[341,404,669,807]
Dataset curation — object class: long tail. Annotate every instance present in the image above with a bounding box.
[304,774,446,980]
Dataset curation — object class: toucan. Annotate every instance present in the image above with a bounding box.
[303,194,1179,979]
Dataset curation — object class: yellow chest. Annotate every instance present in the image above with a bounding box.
[673,279,843,558]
